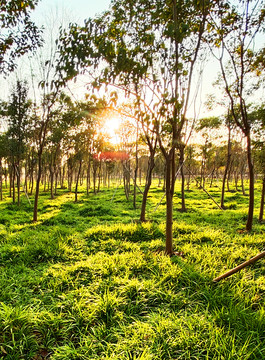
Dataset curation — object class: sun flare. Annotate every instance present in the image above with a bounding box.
[103,116,122,145]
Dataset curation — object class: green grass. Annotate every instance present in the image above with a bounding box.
[0,180,264,359]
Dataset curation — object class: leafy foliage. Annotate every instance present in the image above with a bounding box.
[0,0,43,74]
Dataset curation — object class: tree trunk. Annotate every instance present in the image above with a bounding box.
[133,123,139,209]
[246,133,254,231]
[179,145,186,212]
[30,161,34,195]
[50,163,54,200]
[123,163,130,201]
[227,166,231,192]
[60,164,65,188]
[234,171,238,191]
[75,159,82,202]
[221,124,232,209]
[17,163,21,206]
[259,176,265,222]
[241,168,246,196]
[33,154,42,222]
[133,157,138,209]
[68,167,72,192]
[9,165,12,198]
[4,169,7,189]
[200,159,205,189]
[24,159,28,194]
[50,171,54,199]
[86,159,91,195]
[165,155,174,256]
[140,150,155,222]
[12,163,16,204]
[97,160,102,192]
[55,169,58,195]
[108,169,111,188]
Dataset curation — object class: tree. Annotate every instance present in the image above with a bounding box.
[45,94,78,199]
[0,0,42,74]
[58,0,214,255]
[209,0,265,230]
[196,116,222,189]
[6,80,32,205]
[252,104,265,222]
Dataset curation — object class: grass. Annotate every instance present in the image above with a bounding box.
[0,180,264,359]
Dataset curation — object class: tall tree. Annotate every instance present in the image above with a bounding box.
[58,0,214,255]
[209,0,265,230]
[6,80,32,205]
[252,104,265,222]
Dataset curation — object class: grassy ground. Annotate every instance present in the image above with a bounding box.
[0,180,264,359]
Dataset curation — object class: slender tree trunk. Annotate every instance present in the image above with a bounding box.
[210,167,215,188]
[44,172,47,192]
[12,163,16,204]
[140,150,155,222]
[75,159,82,202]
[93,159,97,194]
[29,160,34,195]
[259,175,265,222]
[17,163,21,206]
[200,160,205,188]
[227,163,231,192]
[33,154,42,222]
[221,125,232,209]
[179,145,186,212]
[123,163,129,201]
[30,170,34,195]
[68,164,73,192]
[133,157,138,209]
[80,169,84,186]
[61,164,65,188]
[133,123,139,209]
[165,155,174,256]
[97,160,102,192]
[108,169,110,189]
[9,165,12,198]
[5,169,7,189]
[86,160,91,195]
[241,168,246,195]
[24,159,28,194]
[55,169,58,195]
[50,166,54,200]
[234,171,239,191]
[246,133,254,231]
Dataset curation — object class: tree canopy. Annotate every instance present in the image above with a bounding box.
[0,0,42,74]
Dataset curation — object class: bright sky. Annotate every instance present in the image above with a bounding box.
[32,0,111,24]
[2,0,264,125]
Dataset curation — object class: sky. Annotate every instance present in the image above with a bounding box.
[2,0,264,123]
[0,0,112,98]
[32,0,112,25]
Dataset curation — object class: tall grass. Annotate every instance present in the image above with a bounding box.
[0,181,264,359]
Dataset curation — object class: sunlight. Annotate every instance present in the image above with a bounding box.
[103,116,122,145]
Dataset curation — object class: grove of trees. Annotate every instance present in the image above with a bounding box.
[0,0,265,255]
